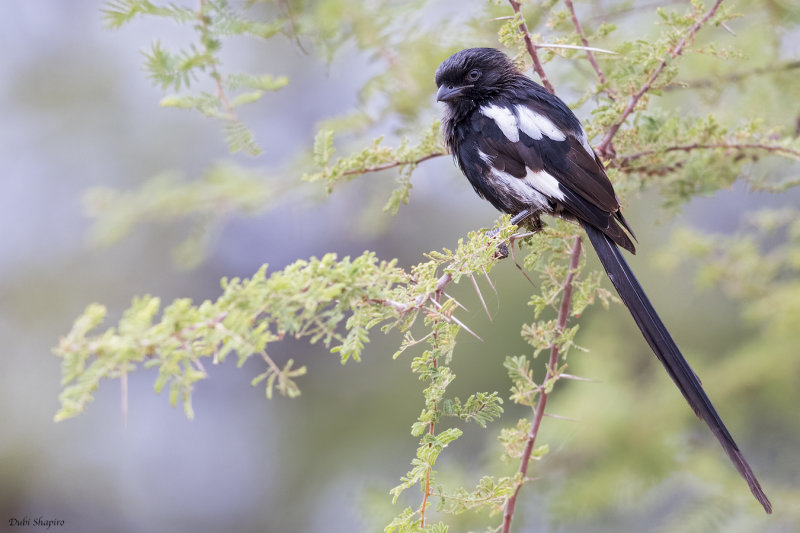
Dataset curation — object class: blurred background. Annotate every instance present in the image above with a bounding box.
[1,1,799,532]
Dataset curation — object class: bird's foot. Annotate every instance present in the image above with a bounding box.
[489,209,543,259]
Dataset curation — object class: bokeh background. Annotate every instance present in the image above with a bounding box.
[1,1,799,532]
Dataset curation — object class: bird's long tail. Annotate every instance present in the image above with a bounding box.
[581,222,772,514]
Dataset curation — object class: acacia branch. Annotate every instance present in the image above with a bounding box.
[563,0,614,99]
[502,235,582,533]
[664,60,800,91]
[508,0,556,95]
[341,151,446,177]
[617,142,800,164]
[596,0,724,157]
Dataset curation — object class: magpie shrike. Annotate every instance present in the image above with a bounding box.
[435,47,771,513]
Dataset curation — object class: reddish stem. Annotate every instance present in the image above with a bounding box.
[617,142,800,163]
[502,236,582,533]
[508,0,556,95]
[596,0,725,158]
[563,0,614,99]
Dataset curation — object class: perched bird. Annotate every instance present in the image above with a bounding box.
[435,47,771,513]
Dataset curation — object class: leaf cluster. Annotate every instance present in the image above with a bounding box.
[84,162,275,268]
[54,219,519,421]
[304,120,445,214]
[105,0,291,155]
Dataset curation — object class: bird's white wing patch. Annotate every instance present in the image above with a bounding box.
[489,168,549,208]
[481,104,519,142]
[515,105,567,141]
[477,149,494,165]
[524,168,565,201]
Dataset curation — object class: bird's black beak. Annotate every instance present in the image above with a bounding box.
[436,84,467,102]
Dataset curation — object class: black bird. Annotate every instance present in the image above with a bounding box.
[435,47,771,513]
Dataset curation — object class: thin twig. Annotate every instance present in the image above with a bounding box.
[341,151,446,177]
[664,60,800,91]
[508,0,556,95]
[277,0,308,54]
[617,142,800,164]
[616,160,688,176]
[259,350,285,387]
[595,0,725,157]
[502,235,582,533]
[563,0,614,99]
[198,0,235,119]
[420,288,443,528]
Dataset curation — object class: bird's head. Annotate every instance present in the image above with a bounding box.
[434,48,519,105]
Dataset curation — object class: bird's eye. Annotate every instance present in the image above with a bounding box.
[466,69,481,82]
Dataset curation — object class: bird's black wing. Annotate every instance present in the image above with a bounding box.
[516,96,621,210]
[467,101,636,252]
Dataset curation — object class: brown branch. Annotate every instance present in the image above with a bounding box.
[595,0,724,158]
[419,361,436,528]
[664,60,800,91]
[341,151,446,177]
[508,0,556,95]
[502,235,582,533]
[617,160,688,177]
[617,142,800,164]
[563,0,614,99]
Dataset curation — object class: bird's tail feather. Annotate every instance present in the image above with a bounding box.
[581,222,772,514]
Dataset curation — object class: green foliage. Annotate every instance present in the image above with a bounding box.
[517,220,611,360]
[440,392,504,428]
[222,119,263,156]
[304,120,446,214]
[660,207,800,310]
[384,507,448,533]
[105,0,291,155]
[504,355,538,408]
[57,0,800,531]
[84,162,273,268]
[613,113,800,208]
[103,0,196,29]
[54,221,519,421]
[143,42,207,91]
[226,73,289,92]
[438,474,516,516]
